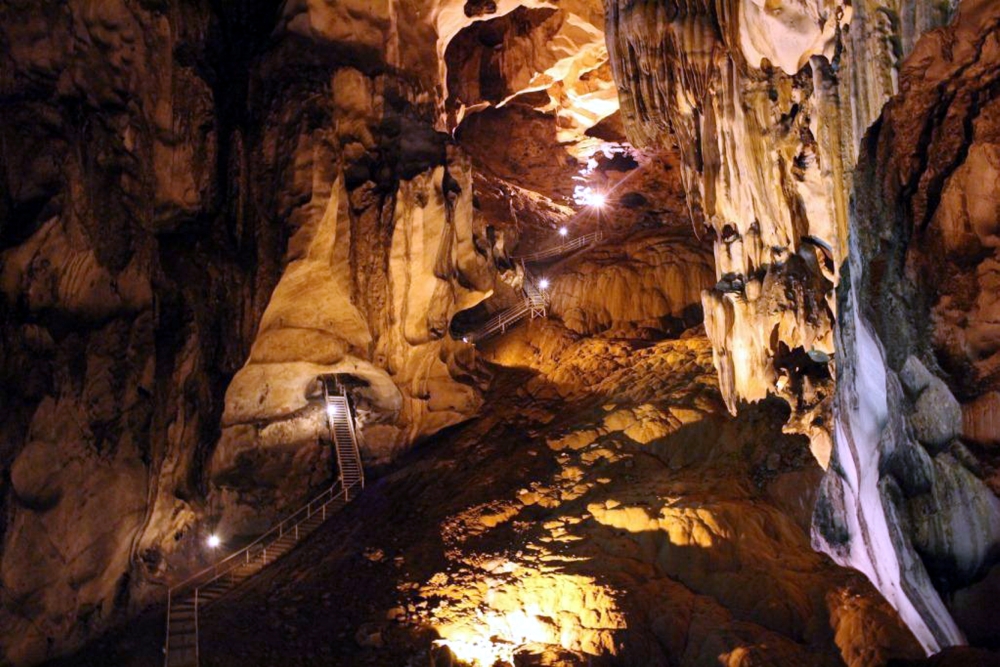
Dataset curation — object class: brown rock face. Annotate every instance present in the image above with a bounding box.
[0,0,513,662]
[601,0,1000,657]
[2,0,999,665]
[0,2,272,662]
[817,0,1000,652]
[0,0,680,662]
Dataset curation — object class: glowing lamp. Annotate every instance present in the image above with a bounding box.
[326,403,343,419]
[538,278,550,290]
[207,534,221,549]
[462,336,469,344]
[583,191,606,208]
[558,227,568,237]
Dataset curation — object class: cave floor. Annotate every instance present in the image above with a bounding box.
[51,327,926,667]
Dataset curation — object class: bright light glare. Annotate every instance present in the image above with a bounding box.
[582,191,606,208]
[558,227,568,237]
[207,534,221,549]
[326,403,344,419]
[462,336,470,344]
[434,610,553,666]
[538,278,550,290]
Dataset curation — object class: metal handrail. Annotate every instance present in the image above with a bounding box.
[168,479,350,596]
[342,401,366,491]
[514,230,603,263]
[470,302,530,342]
[163,479,358,666]
[165,380,367,666]
[469,274,551,343]
[476,301,529,334]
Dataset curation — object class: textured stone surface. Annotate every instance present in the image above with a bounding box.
[3,0,1000,664]
[0,0,545,662]
[0,0,698,662]
[603,0,954,436]
[51,323,925,667]
[816,0,1000,654]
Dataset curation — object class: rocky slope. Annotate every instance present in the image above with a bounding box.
[48,318,931,667]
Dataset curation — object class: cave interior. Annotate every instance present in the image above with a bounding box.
[1,1,1000,666]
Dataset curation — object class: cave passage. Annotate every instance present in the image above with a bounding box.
[2,2,1000,667]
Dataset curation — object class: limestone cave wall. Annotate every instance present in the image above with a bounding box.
[602,0,1000,656]
[817,0,1000,651]
[0,1,508,662]
[3,0,999,664]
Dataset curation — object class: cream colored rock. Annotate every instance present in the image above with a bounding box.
[548,230,713,336]
[602,404,678,445]
[739,0,849,75]
[605,0,951,424]
[214,143,496,530]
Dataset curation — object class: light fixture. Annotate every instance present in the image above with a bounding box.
[326,403,343,419]
[207,534,221,549]
[585,191,607,208]
[538,278,550,290]
[558,227,568,237]
[462,336,469,344]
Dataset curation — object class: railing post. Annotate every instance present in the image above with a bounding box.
[164,589,171,667]
[194,588,199,666]
[295,524,299,541]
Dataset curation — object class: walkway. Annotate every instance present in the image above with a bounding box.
[163,384,365,667]
[512,229,603,264]
[463,229,604,344]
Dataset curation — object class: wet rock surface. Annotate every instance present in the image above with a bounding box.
[817,0,1000,653]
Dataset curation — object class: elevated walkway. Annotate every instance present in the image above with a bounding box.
[512,230,603,264]
[463,230,605,344]
[466,266,548,344]
[163,383,364,667]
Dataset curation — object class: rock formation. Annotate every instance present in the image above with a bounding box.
[1,0,999,665]
[816,0,1000,652]
[0,0,627,662]
[602,0,1000,657]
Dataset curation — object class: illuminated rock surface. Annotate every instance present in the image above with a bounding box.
[816,0,1000,654]
[50,323,926,666]
[1,0,1000,665]
[603,0,1000,656]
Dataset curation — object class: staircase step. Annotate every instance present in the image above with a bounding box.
[164,405,364,665]
[168,637,197,650]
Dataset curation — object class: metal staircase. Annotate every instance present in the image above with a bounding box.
[467,270,549,344]
[163,384,364,667]
[461,230,604,344]
[325,388,365,492]
[512,230,603,263]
